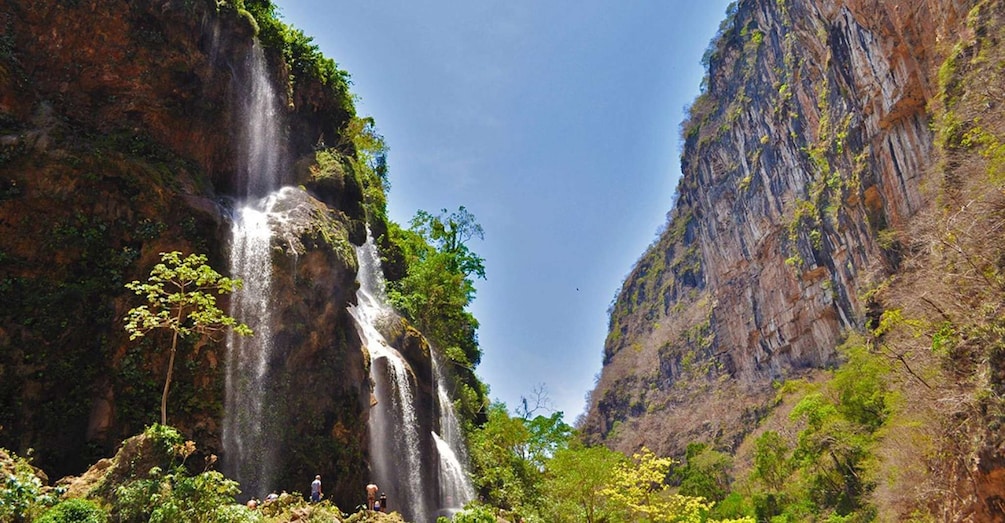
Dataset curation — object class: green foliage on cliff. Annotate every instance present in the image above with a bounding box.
[775,356,885,518]
[386,206,488,423]
[342,116,390,224]
[673,443,733,503]
[222,0,353,113]
[654,338,892,522]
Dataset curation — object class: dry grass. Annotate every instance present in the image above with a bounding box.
[857,2,1005,518]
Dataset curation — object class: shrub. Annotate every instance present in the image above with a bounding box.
[36,498,108,523]
[0,449,61,522]
[451,505,498,523]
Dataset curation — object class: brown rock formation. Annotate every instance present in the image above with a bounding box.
[584,0,971,464]
[0,0,397,508]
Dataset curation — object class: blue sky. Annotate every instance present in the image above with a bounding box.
[279,1,732,422]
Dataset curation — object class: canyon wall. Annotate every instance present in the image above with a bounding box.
[0,0,398,504]
[583,0,970,456]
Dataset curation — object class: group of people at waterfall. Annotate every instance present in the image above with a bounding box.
[242,475,390,513]
[306,475,388,513]
[243,491,280,510]
[366,482,388,512]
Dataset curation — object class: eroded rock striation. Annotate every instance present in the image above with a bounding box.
[584,0,970,456]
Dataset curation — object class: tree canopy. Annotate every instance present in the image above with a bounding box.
[124,251,251,425]
[386,207,488,424]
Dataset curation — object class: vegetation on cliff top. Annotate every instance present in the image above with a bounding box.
[222,0,354,115]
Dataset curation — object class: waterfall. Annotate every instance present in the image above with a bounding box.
[351,233,477,521]
[235,42,282,199]
[223,42,286,496]
[218,37,476,513]
[351,235,430,522]
[432,433,474,510]
[433,358,475,508]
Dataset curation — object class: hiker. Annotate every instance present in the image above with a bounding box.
[310,475,323,503]
[366,482,378,509]
[379,492,387,512]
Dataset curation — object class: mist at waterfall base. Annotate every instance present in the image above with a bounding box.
[351,236,475,522]
[219,41,475,519]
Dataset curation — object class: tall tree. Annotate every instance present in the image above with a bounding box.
[601,448,718,523]
[543,443,623,523]
[388,206,486,401]
[468,403,536,512]
[409,206,485,280]
[124,252,252,425]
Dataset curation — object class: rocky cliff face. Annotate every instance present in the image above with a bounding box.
[584,0,971,456]
[0,0,398,504]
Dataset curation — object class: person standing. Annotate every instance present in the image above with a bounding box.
[366,482,378,510]
[311,475,323,503]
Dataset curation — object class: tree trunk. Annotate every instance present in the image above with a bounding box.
[162,323,180,426]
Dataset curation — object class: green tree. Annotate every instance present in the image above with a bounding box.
[448,505,497,523]
[409,206,485,278]
[832,341,891,430]
[781,342,889,517]
[124,252,252,425]
[751,430,791,492]
[388,207,485,357]
[542,443,623,523]
[387,207,488,424]
[467,403,536,512]
[36,498,108,523]
[522,412,574,470]
[674,442,733,503]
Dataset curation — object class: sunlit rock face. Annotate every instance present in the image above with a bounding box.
[232,186,372,503]
[584,0,970,457]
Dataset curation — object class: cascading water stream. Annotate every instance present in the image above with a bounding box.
[432,433,474,510]
[351,236,430,521]
[219,38,475,513]
[433,358,475,508]
[223,42,286,496]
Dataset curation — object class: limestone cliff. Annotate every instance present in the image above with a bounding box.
[583,0,971,466]
[0,0,396,506]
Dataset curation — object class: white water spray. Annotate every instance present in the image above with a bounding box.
[351,235,430,521]
[433,358,475,508]
[432,432,475,509]
[223,42,286,495]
